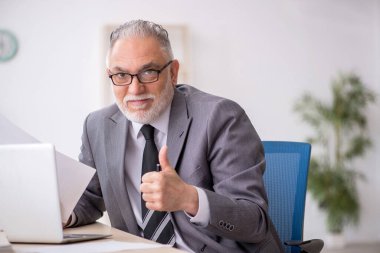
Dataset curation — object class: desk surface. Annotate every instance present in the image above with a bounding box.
[11,223,185,253]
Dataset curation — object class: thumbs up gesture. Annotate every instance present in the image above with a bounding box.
[140,145,199,215]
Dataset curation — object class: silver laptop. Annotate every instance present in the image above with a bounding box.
[0,143,110,243]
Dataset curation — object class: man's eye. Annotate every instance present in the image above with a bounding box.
[116,73,128,79]
[141,69,157,76]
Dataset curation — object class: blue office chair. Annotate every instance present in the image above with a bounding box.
[262,141,324,253]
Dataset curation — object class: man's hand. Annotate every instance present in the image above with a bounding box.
[140,145,199,216]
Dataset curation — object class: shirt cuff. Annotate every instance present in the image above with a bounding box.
[64,213,77,228]
[186,187,210,227]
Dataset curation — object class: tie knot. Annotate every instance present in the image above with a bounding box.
[141,125,155,141]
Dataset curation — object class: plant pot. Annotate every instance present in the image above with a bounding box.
[325,233,346,249]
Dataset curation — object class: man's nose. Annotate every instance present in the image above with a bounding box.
[128,77,145,94]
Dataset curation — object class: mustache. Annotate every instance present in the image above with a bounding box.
[123,94,155,103]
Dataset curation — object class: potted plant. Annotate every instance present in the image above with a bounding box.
[294,72,376,245]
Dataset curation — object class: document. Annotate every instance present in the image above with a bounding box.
[0,230,14,253]
[15,240,169,253]
[0,230,10,247]
[0,115,38,144]
[55,151,95,222]
[0,114,95,223]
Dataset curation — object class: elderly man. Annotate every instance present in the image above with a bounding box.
[69,20,283,253]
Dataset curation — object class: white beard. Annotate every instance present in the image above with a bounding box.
[116,82,174,124]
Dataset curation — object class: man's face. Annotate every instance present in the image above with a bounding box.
[107,36,179,124]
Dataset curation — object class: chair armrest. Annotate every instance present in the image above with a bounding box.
[285,239,324,253]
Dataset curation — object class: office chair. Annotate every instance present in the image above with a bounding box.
[262,141,324,253]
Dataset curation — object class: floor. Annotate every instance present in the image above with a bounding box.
[323,242,380,253]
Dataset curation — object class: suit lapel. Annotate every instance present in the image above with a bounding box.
[104,110,139,235]
[167,90,192,170]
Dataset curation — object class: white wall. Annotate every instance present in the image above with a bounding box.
[1,0,379,245]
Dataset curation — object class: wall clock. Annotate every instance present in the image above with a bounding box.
[0,30,18,62]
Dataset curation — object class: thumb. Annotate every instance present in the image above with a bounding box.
[159,145,173,171]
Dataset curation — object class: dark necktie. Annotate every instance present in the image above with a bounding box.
[140,124,175,245]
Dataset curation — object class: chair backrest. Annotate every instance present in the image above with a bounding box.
[262,141,311,253]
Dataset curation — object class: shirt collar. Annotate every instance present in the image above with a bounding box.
[131,105,171,138]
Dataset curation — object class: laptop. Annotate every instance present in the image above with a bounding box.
[0,143,111,243]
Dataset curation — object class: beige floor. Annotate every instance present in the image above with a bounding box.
[323,242,380,253]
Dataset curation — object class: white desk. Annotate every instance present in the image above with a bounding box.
[11,223,185,253]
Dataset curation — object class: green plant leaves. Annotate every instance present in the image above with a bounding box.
[294,72,376,233]
[308,159,359,233]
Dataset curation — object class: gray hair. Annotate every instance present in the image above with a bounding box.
[109,20,173,59]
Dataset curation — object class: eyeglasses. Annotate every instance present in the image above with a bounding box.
[108,60,173,86]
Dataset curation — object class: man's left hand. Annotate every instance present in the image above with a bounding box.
[140,145,199,216]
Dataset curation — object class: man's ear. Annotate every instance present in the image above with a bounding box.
[170,59,180,85]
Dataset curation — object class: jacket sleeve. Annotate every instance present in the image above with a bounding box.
[201,99,270,243]
[72,113,106,226]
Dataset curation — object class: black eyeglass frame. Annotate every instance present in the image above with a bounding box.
[108,60,173,86]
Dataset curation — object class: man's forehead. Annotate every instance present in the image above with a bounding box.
[107,35,171,72]
[110,61,162,73]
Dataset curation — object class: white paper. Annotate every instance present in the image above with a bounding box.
[0,114,95,223]
[0,230,11,247]
[15,240,169,253]
[55,152,95,222]
[0,115,38,144]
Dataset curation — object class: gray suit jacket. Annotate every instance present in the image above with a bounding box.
[74,84,284,253]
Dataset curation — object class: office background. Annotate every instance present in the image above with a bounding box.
[1,0,379,246]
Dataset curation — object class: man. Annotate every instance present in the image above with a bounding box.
[70,20,283,253]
